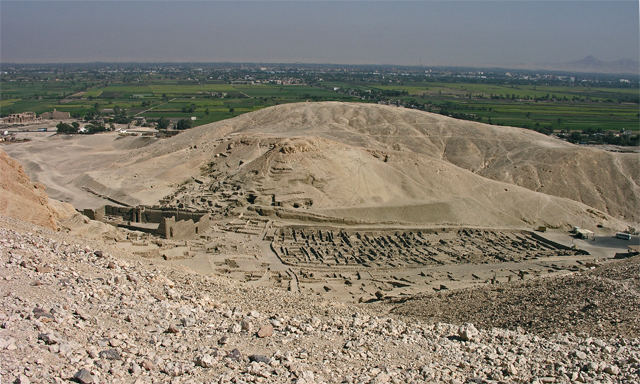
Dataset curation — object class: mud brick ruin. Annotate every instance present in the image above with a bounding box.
[84,205,211,240]
[270,226,585,268]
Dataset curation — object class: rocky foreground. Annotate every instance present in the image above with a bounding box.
[392,256,640,339]
[1,216,639,384]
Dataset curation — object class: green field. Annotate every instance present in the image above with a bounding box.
[371,82,639,101]
[1,78,638,135]
[322,81,638,133]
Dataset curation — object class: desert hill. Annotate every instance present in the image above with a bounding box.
[158,133,623,229]
[212,102,639,222]
[4,102,638,229]
[90,102,635,228]
[0,149,74,229]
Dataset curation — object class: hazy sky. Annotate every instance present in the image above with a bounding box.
[1,1,638,66]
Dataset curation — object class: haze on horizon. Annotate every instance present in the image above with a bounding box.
[1,1,638,69]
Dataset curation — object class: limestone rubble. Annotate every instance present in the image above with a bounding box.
[1,216,638,384]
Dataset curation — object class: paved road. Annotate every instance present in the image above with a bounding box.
[541,232,639,259]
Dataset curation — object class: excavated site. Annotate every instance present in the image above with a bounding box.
[1,102,639,383]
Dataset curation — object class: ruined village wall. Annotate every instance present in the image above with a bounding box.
[94,205,207,224]
[141,208,206,223]
[85,205,211,239]
[104,206,135,221]
[157,214,211,240]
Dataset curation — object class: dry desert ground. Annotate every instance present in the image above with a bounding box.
[1,102,639,383]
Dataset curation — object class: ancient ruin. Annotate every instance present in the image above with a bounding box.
[0,112,40,124]
[269,226,584,268]
[40,109,71,120]
[84,205,211,240]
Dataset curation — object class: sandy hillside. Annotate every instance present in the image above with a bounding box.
[4,102,638,229]
[2,133,165,208]
[0,149,75,229]
[159,133,625,229]
[218,102,639,222]
[106,102,636,228]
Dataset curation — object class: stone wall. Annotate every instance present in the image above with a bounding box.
[157,214,211,240]
[100,205,207,224]
[1,112,40,124]
[82,207,104,221]
[85,205,210,239]
[40,109,71,120]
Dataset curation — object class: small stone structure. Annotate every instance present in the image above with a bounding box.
[157,215,211,240]
[84,205,211,240]
[40,109,71,120]
[1,112,40,124]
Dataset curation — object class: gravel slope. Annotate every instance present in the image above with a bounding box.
[392,256,640,339]
[1,216,639,384]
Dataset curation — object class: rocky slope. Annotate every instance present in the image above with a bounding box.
[1,215,639,384]
[392,255,640,339]
[169,134,629,229]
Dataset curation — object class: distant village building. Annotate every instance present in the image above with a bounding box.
[40,109,71,120]
[1,112,40,124]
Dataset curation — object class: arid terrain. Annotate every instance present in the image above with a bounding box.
[1,102,639,383]
[6,102,639,224]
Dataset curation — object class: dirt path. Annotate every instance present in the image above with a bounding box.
[134,97,177,116]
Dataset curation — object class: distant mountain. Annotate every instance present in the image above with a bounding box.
[556,55,638,75]
[486,56,638,75]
